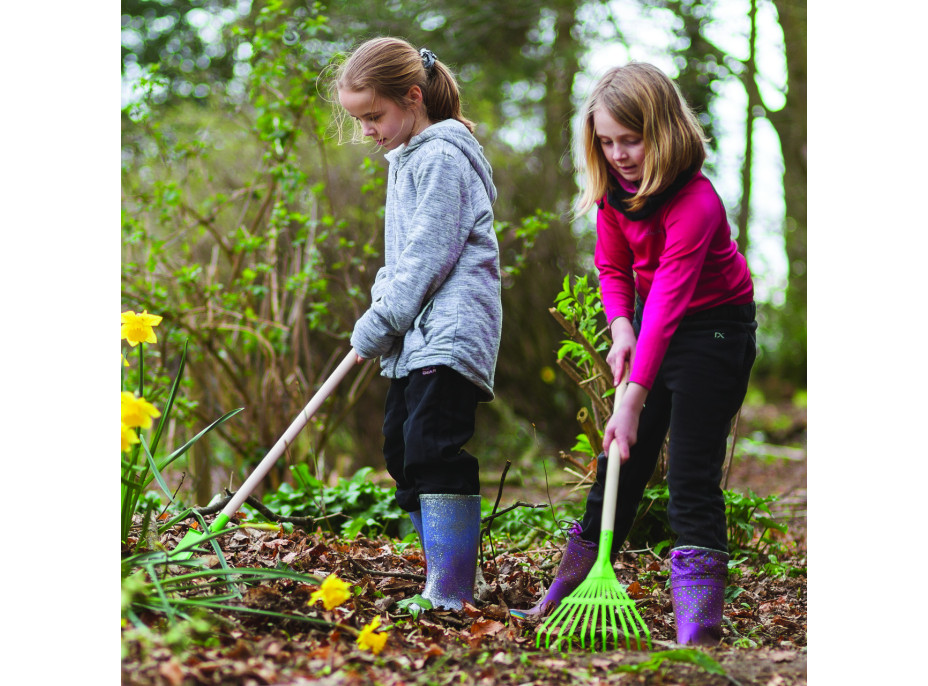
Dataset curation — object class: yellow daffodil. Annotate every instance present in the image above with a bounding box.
[121,423,140,452]
[121,391,161,430]
[356,615,388,654]
[121,310,163,347]
[309,574,352,611]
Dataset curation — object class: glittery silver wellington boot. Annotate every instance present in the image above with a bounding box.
[419,494,482,611]
[408,509,426,574]
[670,546,729,645]
[408,509,424,542]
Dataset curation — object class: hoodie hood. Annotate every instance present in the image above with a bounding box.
[389,119,497,203]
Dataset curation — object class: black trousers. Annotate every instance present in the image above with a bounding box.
[382,365,481,512]
[579,302,757,554]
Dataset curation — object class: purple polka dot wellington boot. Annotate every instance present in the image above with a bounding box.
[509,522,599,620]
[670,546,729,645]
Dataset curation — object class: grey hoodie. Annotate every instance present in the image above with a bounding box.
[350,119,502,399]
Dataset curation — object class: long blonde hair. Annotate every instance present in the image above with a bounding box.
[330,37,474,141]
[575,63,707,215]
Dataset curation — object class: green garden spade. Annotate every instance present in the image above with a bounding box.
[172,349,360,559]
[536,377,652,652]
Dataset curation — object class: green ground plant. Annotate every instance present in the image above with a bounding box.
[258,464,407,539]
[610,648,728,679]
[629,483,791,563]
[250,461,583,552]
[121,548,328,631]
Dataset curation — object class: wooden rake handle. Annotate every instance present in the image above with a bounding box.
[600,376,630,535]
[216,348,360,522]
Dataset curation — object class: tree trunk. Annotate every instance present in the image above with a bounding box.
[736,0,759,257]
[769,0,807,387]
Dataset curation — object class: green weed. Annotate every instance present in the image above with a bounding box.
[612,648,728,678]
[256,464,407,538]
[726,489,789,557]
[626,482,791,565]
[121,546,332,634]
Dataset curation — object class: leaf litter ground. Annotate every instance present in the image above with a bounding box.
[123,403,807,686]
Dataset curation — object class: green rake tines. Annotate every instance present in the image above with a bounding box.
[535,527,651,652]
[536,380,651,652]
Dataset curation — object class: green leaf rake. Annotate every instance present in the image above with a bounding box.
[536,379,652,652]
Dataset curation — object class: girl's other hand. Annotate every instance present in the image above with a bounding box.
[607,317,636,386]
[603,382,647,463]
[603,402,637,463]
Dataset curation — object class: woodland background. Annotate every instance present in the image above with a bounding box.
[11,1,927,683]
[114,5,813,682]
[119,0,807,507]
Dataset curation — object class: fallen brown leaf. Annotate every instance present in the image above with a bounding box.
[226,639,253,660]
[626,581,648,599]
[461,602,482,618]
[158,658,184,686]
[307,644,331,659]
[470,619,506,638]
[771,616,800,630]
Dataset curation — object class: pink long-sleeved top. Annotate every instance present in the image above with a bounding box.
[594,169,753,390]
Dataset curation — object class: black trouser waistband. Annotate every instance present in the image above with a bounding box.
[683,301,756,324]
[635,297,756,325]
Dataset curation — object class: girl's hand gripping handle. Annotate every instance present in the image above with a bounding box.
[600,376,630,536]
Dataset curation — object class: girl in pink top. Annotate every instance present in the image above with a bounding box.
[512,63,757,646]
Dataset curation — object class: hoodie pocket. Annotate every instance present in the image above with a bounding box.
[405,299,434,355]
[414,299,434,334]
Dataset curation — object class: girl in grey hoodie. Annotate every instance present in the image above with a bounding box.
[334,37,501,611]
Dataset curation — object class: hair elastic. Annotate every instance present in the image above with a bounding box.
[419,48,437,70]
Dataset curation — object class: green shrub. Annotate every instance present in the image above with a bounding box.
[257,465,407,539]
[253,462,585,550]
[626,483,790,561]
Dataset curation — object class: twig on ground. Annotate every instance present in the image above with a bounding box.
[347,557,425,582]
[480,501,548,524]
[724,406,743,491]
[185,490,346,528]
[480,460,512,563]
[159,472,186,520]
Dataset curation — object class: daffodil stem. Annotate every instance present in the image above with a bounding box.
[333,621,359,637]
[138,343,145,398]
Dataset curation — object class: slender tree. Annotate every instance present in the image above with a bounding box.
[768,0,807,387]
[735,0,760,257]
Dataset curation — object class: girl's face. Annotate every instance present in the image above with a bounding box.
[338,87,422,150]
[592,107,645,183]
